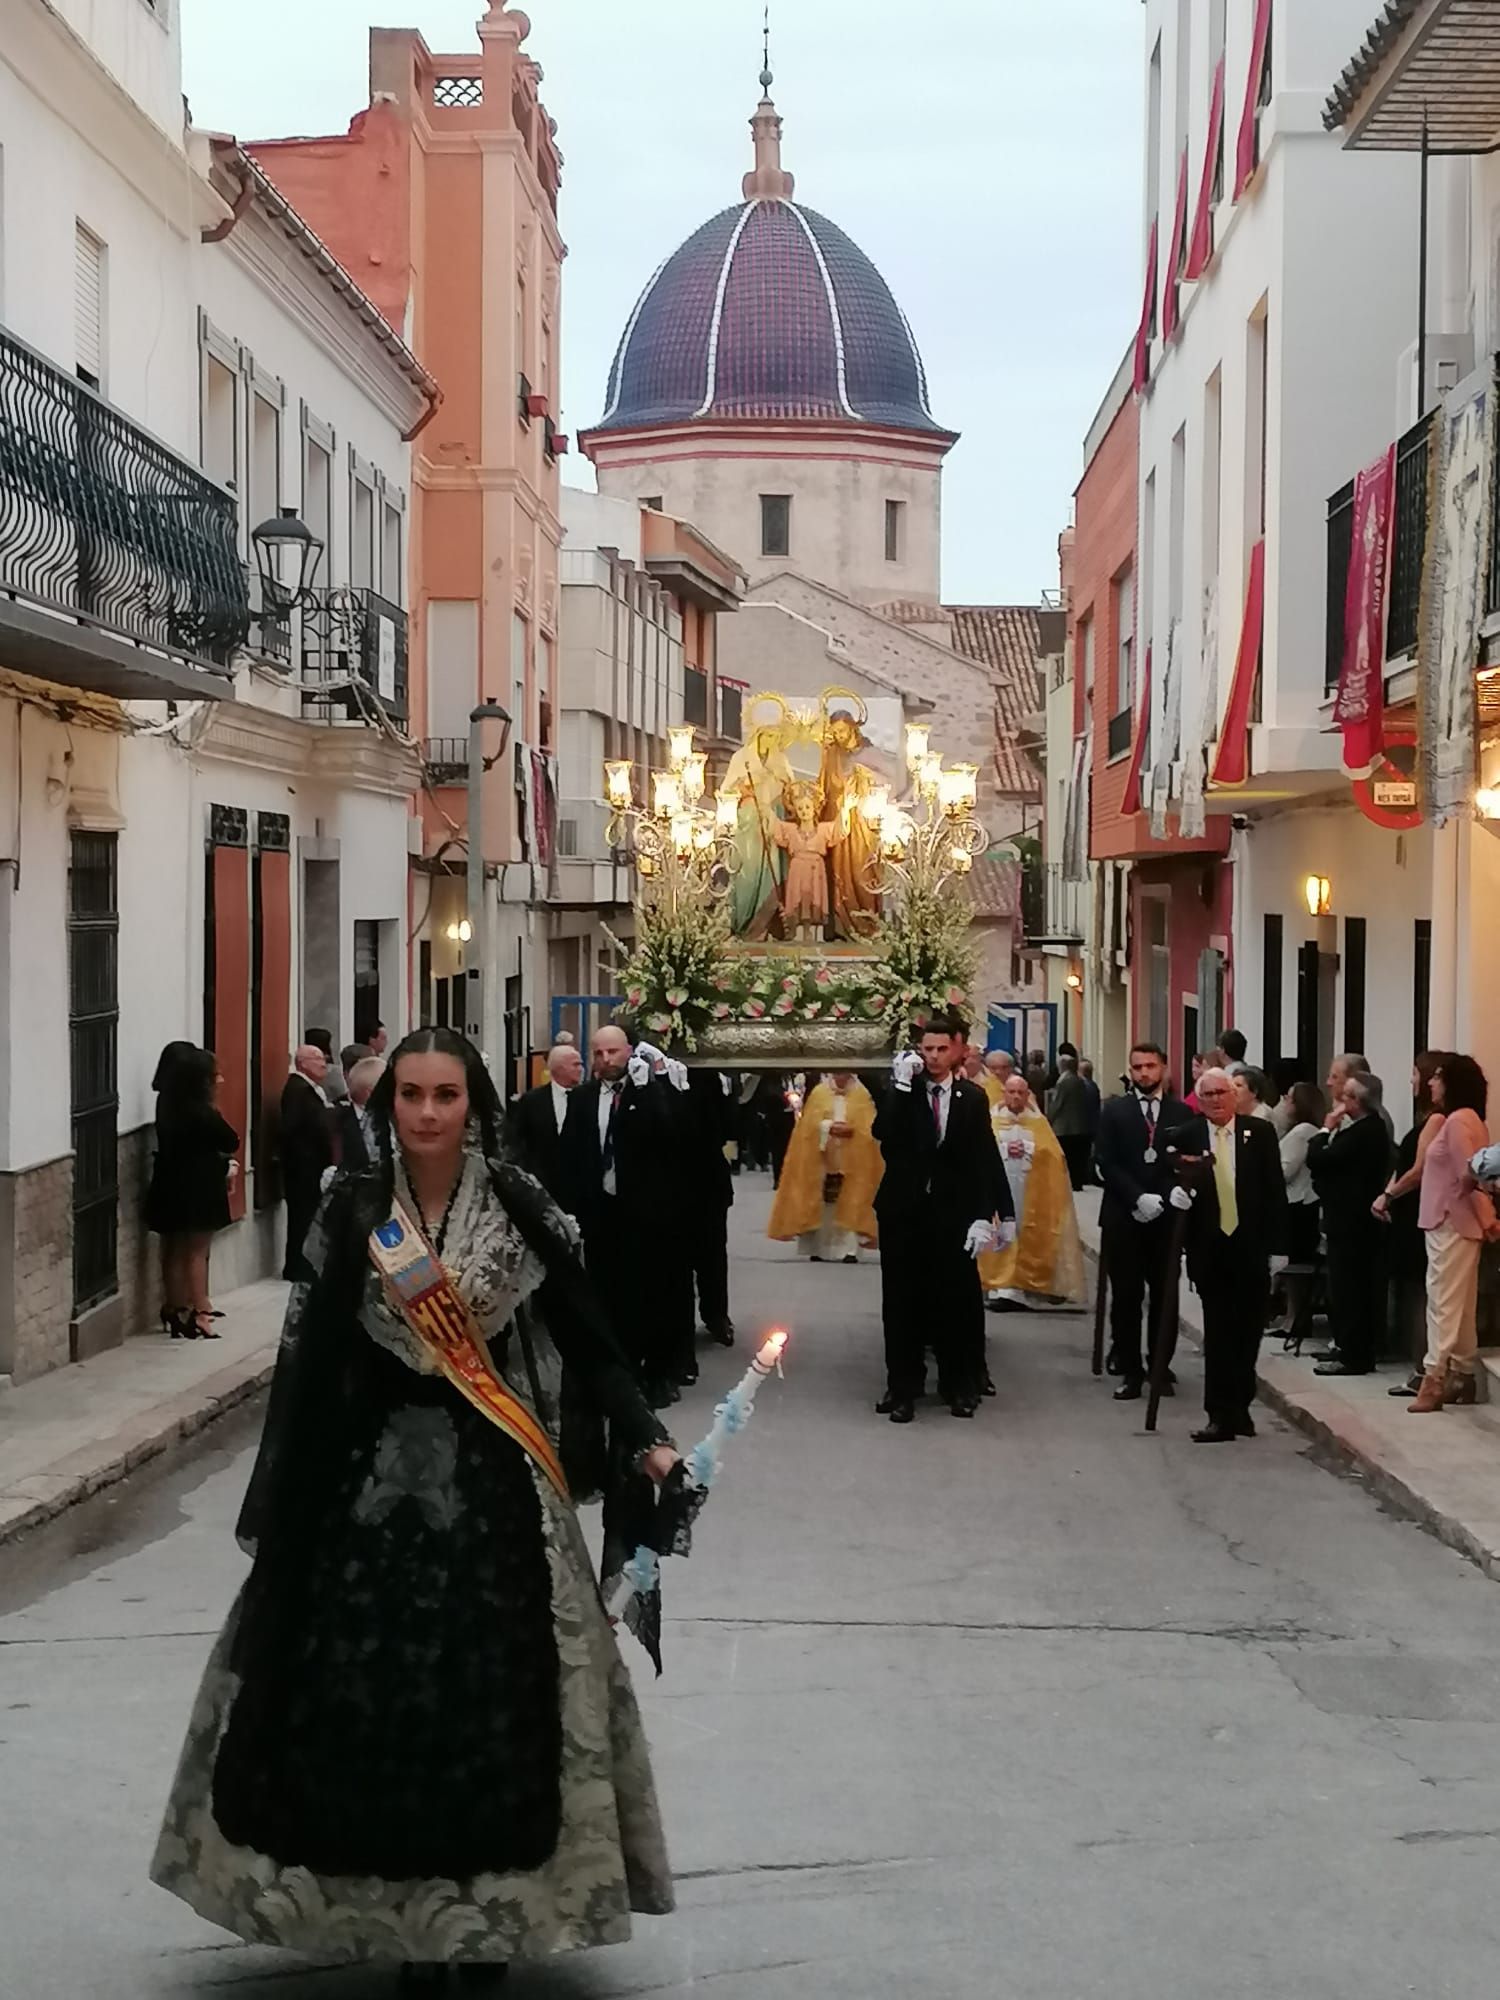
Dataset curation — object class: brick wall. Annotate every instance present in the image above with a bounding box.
[0,1155,74,1382]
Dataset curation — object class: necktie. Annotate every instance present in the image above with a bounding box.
[931,1082,944,1139]
[1142,1095,1158,1143]
[601,1084,620,1175]
[1213,1123,1238,1236]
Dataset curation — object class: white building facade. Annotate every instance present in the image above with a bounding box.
[0,2,431,1380]
[1131,0,1430,1092]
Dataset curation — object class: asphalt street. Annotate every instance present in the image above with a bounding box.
[4,1178,1500,1997]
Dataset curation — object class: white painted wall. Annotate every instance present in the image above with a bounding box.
[0,14,197,450]
[196,202,413,600]
[1136,0,1420,771]
[46,0,187,143]
[596,445,943,607]
[561,487,642,566]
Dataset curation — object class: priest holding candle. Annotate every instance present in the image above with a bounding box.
[768,1069,882,1262]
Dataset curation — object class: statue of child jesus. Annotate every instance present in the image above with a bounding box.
[772,789,838,943]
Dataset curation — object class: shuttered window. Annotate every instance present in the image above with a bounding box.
[75,222,105,388]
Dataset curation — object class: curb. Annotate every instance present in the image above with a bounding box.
[0,1347,277,1551]
[1081,1241,1500,1584]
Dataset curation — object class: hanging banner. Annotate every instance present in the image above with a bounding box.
[1186,57,1226,281]
[1179,581,1217,839]
[1132,218,1159,395]
[1161,151,1190,345]
[1209,539,1265,788]
[1352,723,1421,831]
[1150,618,1182,839]
[1333,444,1396,780]
[1120,642,1152,816]
[1418,361,1496,822]
[1235,0,1273,202]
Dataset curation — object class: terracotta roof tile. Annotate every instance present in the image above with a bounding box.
[945,604,1045,800]
[962,851,1018,920]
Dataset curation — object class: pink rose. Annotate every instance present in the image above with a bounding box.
[743,997,767,1019]
[869,995,887,1013]
[803,1002,822,1019]
[832,1001,851,1019]
[781,975,799,993]
[772,995,796,1016]
[814,965,833,987]
[946,986,966,1005]
[626,986,645,1008]
[712,1002,732,1020]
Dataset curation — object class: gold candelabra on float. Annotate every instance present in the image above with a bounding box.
[603,725,739,913]
[857,720,986,899]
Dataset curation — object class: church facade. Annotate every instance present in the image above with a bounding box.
[579,71,1045,1023]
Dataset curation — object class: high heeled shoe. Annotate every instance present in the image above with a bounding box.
[189,1310,223,1341]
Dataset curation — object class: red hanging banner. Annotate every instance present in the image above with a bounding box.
[1186,57,1226,280]
[1132,218,1159,394]
[1120,642,1153,817]
[1235,0,1273,203]
[1209,539,1266,788]
[1333,445,1396,779]
[1162,149,1190,344]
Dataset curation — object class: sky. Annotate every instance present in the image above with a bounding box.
[181,1,1143,605]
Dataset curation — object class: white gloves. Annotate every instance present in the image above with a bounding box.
[1169,1184,1193,1211]
[964,1220,995,1259]
[993,1218,1017,1250]
[627,1054,652,1088]
[665,1057,689,1092]
[1133,1193,1165,1225]
[1269,1255,1288,1276]
[892,1049,924,1092]
[1471,1144,1500,1186]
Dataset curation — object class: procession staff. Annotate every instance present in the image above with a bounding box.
[1092,1042,1189,1401]
[873,1015,1012,1423]
[151,1028,678,1982]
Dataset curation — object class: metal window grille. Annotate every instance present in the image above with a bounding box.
[1325,478,1354,690]
[433,75,483,108]
[69,831,118,1311]
[1387,415,1432,659]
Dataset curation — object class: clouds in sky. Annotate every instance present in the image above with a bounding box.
[181,1,1142,602]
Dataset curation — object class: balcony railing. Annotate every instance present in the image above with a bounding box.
[555,799,617,863]
[300,587,408,724]
[1325,410,1434,687]
[683,663,709,728]
[422,737,468,784]
[0,323,247,672]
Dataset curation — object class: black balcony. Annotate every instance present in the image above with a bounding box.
[0,324,247,697]
[422,737,468,783]
[1107,707,1133,760]
[1326,411,1433,687]
[720,681,743,742]
[683,663,709,728]
[300,587,408,725]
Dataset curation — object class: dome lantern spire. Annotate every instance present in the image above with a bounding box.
[743,5,794,199]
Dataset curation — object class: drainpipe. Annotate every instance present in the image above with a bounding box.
[402,384,443,443]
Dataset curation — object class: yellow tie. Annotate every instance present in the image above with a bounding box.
[1213,1123,1239,1237]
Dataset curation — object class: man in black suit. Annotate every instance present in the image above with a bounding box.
[873,1014,1013,1423]
[684,1068,736,1350]
[505,1042,583,1197]
[558,1024,686,1408]
[332,1053,385,1176]
[1094,1041,1190,1400]
[278,1043,336,1281]
[1163,1065,1288,1442]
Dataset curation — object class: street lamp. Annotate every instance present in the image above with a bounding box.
[466,701,513,1051]
[250,507,325,609]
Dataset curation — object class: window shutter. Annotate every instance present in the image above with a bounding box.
[75,223,104,385]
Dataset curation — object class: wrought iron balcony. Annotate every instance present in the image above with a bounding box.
[0,324,247,696]
[300,587,408,725]
[1326,408,1443,689]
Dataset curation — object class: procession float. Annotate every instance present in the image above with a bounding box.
[602,687,987,1066]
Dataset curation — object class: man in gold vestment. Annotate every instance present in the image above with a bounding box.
[978,1075,1087,1306]
[768,1071,882,1261]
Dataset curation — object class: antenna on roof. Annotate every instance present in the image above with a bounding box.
[760,3,774,96]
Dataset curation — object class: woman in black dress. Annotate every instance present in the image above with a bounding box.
[152,1028,678,1986]
[146,1046,239,1340]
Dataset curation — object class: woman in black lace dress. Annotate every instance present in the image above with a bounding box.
[152,1029,678,1987]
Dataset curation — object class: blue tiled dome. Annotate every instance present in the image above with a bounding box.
[594,197,945,435]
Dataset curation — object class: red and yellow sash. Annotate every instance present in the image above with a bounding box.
[368,1199,570,1500]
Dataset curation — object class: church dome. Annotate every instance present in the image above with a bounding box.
[592,85,948,439]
